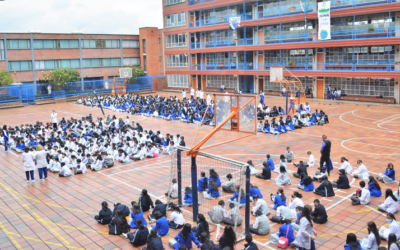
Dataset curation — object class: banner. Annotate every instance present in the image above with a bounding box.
[318,1,331,40]
[229,16,241,30]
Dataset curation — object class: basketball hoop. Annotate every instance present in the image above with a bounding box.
[119,68,132,78]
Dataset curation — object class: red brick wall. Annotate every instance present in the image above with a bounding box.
[139,27,162,77]
[11,71,34,82]
[8,50,32,60]
[121,35,139,39]
[81,34,121,39]
[122,48,140,58]
[32,34,80,39]
[82,49,121,58]
[6,34,31,39]
[82,67,121,79]
[35,49,80,60]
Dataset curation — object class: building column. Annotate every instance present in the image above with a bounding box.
[394,79,399,104]
[120,35,123,69]
[79,34,84,91]
[3,34,8,72]
[30,33,36,84]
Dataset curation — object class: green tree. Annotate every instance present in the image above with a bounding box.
[42,68,80,91]
[125,66,145,84]
[0,70,14,86]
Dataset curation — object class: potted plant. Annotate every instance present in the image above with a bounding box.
[288,61,296,66]
[310,29,317,36]
[249,12,252,15]
[368,27,374,32]
[289,6,296,9]
[337,62,340,65]
[395,61,400,65]
[233,38,238,42]
[265,36,270,40]
[336,0,340,3]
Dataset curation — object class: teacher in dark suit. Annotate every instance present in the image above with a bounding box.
[320,134,331,176]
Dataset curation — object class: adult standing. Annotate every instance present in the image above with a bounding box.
[35,145,48,180]
[22,148,36,183]
[2,125,9,152]
[51,110,58,129]
[320,134,331,176]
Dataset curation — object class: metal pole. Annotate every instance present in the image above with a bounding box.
[286,91,288,114]
[191,156,199,222]
[177,147,183,206]
[245,166,251,235]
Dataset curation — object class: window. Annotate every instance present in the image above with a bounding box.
[82,39,120,48]
[167,54,188,67]
[122,40,139,48]
[0,40,4,60]
[7,39,31,49]
[206,75,238,88]
[123,57,140,66]
[34,59,80,70]
[325,77,394,97]
[264,76,313,92]
[82,58,121,67]
[8,60,32,71]
[166,33,187,48]
[33,39,79,49]
[143,39,146,53]
[165,12,186,28]
[167,74,189,87]
[165,0,185,6]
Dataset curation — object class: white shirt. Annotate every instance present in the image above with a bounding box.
[388,220,400,240]
[289,197,304,218]
[60,165,73,176]
[22,152,36,171]
[339,161,353,174]
[364,232,379,250]
[307,154,315,167]
[356,164,369,179]
[360,187,370,205]
[51,112,58,123]
[190,88,194,95]
[170,211,185,225]
[382,196,399,214]
[169,183,178,198]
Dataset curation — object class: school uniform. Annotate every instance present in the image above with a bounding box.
[127,227,148,247]
[151,217,169,236]
[332,174,350,189]
[368,182,382,197]
[129,210,148,229]
[312,204,327,224]
[168,211,185,229]
[59,165,73,177]
[95,208,112,224]
[314,181,335,197]
[269,223,295,245]
[256,166,271,180]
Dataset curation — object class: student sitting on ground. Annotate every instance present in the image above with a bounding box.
[183,186,193,206]
[312,199,327,224]
[222,174,236,193]
[353,160,369,180]
[227,185,246,208]
[112,202,130,217]
[291,206,303,232]
[274,155,290,174]
[377,163,396,184]
[94,201,112,225]
[269,218,295,246]
[265,154,275,171]
[378,214,400,241]
[208,200,225,224]
[165,178,178,199]
[129,203,148,229]
[351,181,370,205]
[168,204,185,229]
[314,176,335,197]
[243,234,259,250]
[271,188,287,210]
[285,147,295,163]
[298,173,315,192]
[252,195,270,216]
[275,166,291,186]
[313,166,328,183]
[169,224,201,250]
[338,157,353,174]
[249,210,270,235]
[148,200,166,222]
[378,189,399,214]
[368,176,382,197]
[108,210,130,235]
[137,189,154,212]
[203,179,220,199]
[293,161,307,178]
[59,162,73,177]
[142,229,164,250]
[197,172,208,193]
[270,204,292,224]
[123,218,148,247]
[250,184,263,200]
[208,169,221,187]
[150,211,169,236]
[191,214,210,239]
[222,202,243,226]
[74,159,87,174]
[332,169,350,189]
[344,233,362,250]
[255,161,271,180]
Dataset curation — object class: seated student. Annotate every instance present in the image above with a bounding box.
[270,204,292,224]
[344,233,362,250]
[312,199,327,224]
[74,159,87,175]
[192,214,210,239]
[129,203,148,229]
[274,154,291,174]
[203,179,220,199]
[378,189,399,214]
[293,161,307,178]
[252,195,270,216]
[257,120,264,131]
[271,188,287,210]
[199,232,217,250]
[394,183,400,204]
[379,215,400,241]
[143,228,164,250]
[91,154,103,171]
[243,234,259,250]
[227,186,246,208]
[314,176,335,197]
[208,169,221,187]
[197,172,208,193]
[291,206,303,232]
[208,200,225,224]
[332,169,351,189]
[182,187,193,206]
[151,211,169,236]
[313,166,328,183]
[59,162,73,177]
[360,221,381,250]
[368,176,382,197]
[108,210,130,235]
[269,219,295,246]
[266,154,275,171]
[49,157,61,173]
[285,147,295,163]
[338,157,353,174]
[165,178,178,199]
[169,204,185,229]
[250,184,263,199]
[94,201,112,225]
[137,189,154,212]
[169,224,201,250]
[353,160,369,180]
[275,166,291,186]
[256,161,271,180]
[377,163,396,184]
[123,218,148,247]
[298,173,315,192]
[248,160,258,176]
[222,202,243,226]
[351,181,370,206]
[222,174,236,193]
[148,200,166,222]
[288,192,304,219]
[112,202,130,217]
[249,210,270,235]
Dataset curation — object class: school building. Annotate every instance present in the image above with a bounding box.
[162,0,400,103]
[0,27,164,85]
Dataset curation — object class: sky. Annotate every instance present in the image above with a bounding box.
[0,0,163,34]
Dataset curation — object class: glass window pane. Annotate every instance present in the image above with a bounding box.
[70,59,80,68]
[83,40,90,48]
[34,40,43,49]
[43,40,54,49]
[69,40,79,48]
[90,40,96,48]
[18,40,28,49]
[8,40,19,49]
[20,61,31,70]
[60,40,70,48]
[105,40,112,48]
[122,41,129,48]
[102,58,111,66]
[11,61,20,71]
[83,59,91,67]
[91,59,100,67]
[111,58,120,66]
[45,60,55,69]
[60,60,71,68]
[112,40,119,48]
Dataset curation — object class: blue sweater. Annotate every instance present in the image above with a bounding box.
[344,240,362,250]
[151,216,169,236]
[207,186,220,198]
[130,210,148,229]
[197,177,208,192]
[368,182,382,197]
[277,224,295,245]
[267,158,275,171]
[229,191,246,204]
[300,179,315,192]
[383,168,395,180]
[173,232,201,250]
[250,187,263,199]
[184,192,193,203]
[208,176,221,187]
[273,195,287,210]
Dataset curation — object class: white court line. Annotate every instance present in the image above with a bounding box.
[340,111,400,133]
[372,114,400,124]
[351,110,378,120]
[107,161,171,176]
[376,114,400,125]
[342,139,400,150]
[0,146,19,157]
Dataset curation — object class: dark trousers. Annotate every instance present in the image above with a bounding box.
[320,156,330,176]
[4,138,8,151]
[256,174,269,180]
[168,221,183,229]
[25,170,34,180]
[222,186,235,193]
[293,172,301,178]
[38,167,48,179]
[351,196,360,205]
[53,123,57,129]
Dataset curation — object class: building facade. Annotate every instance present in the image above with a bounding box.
[162,0,400,102]
[0,28,163,84]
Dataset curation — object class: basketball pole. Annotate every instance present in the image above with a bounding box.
[191,156,199,222]
[286,91,288,115]
[177,147,183,206]
[245,166,251,234]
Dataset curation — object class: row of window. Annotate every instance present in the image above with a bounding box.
[206,75,238,88]
[165,12,186,28]
[325,77,394,97]
[167,74,189,88]
[165,0,185,6]
[166,33,187,48]
[7,57,139,71]
[167,54,188,68]
[4,39,139,49]
[0,40,4,60]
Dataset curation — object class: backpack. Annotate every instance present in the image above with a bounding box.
[277,225,290,249]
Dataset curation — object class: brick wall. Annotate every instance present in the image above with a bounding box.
[139,27,162,77]
[34,49,80,60]
[82,48,121,58]
[8,50,32,61]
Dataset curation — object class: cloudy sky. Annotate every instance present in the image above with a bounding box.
[0,0,163,34]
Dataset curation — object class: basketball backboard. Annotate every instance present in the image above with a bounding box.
[270,67,283,82]
[119,68,132,78]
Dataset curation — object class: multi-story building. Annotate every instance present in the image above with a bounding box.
[0,28,164,84]
[162,0,400,102]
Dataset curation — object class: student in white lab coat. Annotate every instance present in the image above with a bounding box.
[59,162,73,177]
[305,151,315,168]
[74,159,87,174]
[338,157,353,174]
[378,189,399,214]
[22,148,36,182]
[49,157,61,173]
[379,213,400,241]
[288,192,304,219]
[182,89,187,99]
[353,160,369,180]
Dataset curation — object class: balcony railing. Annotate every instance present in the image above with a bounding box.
[189,0,216,5]
[190,61,398,71]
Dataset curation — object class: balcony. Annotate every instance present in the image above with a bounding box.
[189,0,215,5]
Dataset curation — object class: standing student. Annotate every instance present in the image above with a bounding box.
[22,148,36,183]
[377,163,396,184]
[169,204,185,229]
[360,221,380,250]
[170,224,201,250]
[379,213,400,241]
[95,201,112,225]
[378,189,399,214]
[51,110,58,129]
[320,134,331,176]
[256,161,271,180]
[344,233,362,250]
[311,199,327,224]
[3,125,9,152]
[249,210,270,235]
[35,145,48,180]
[222,174,236,193]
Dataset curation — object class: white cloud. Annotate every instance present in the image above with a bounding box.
[0,0,163,34]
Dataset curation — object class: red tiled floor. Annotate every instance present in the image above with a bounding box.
[0,93,399,249]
